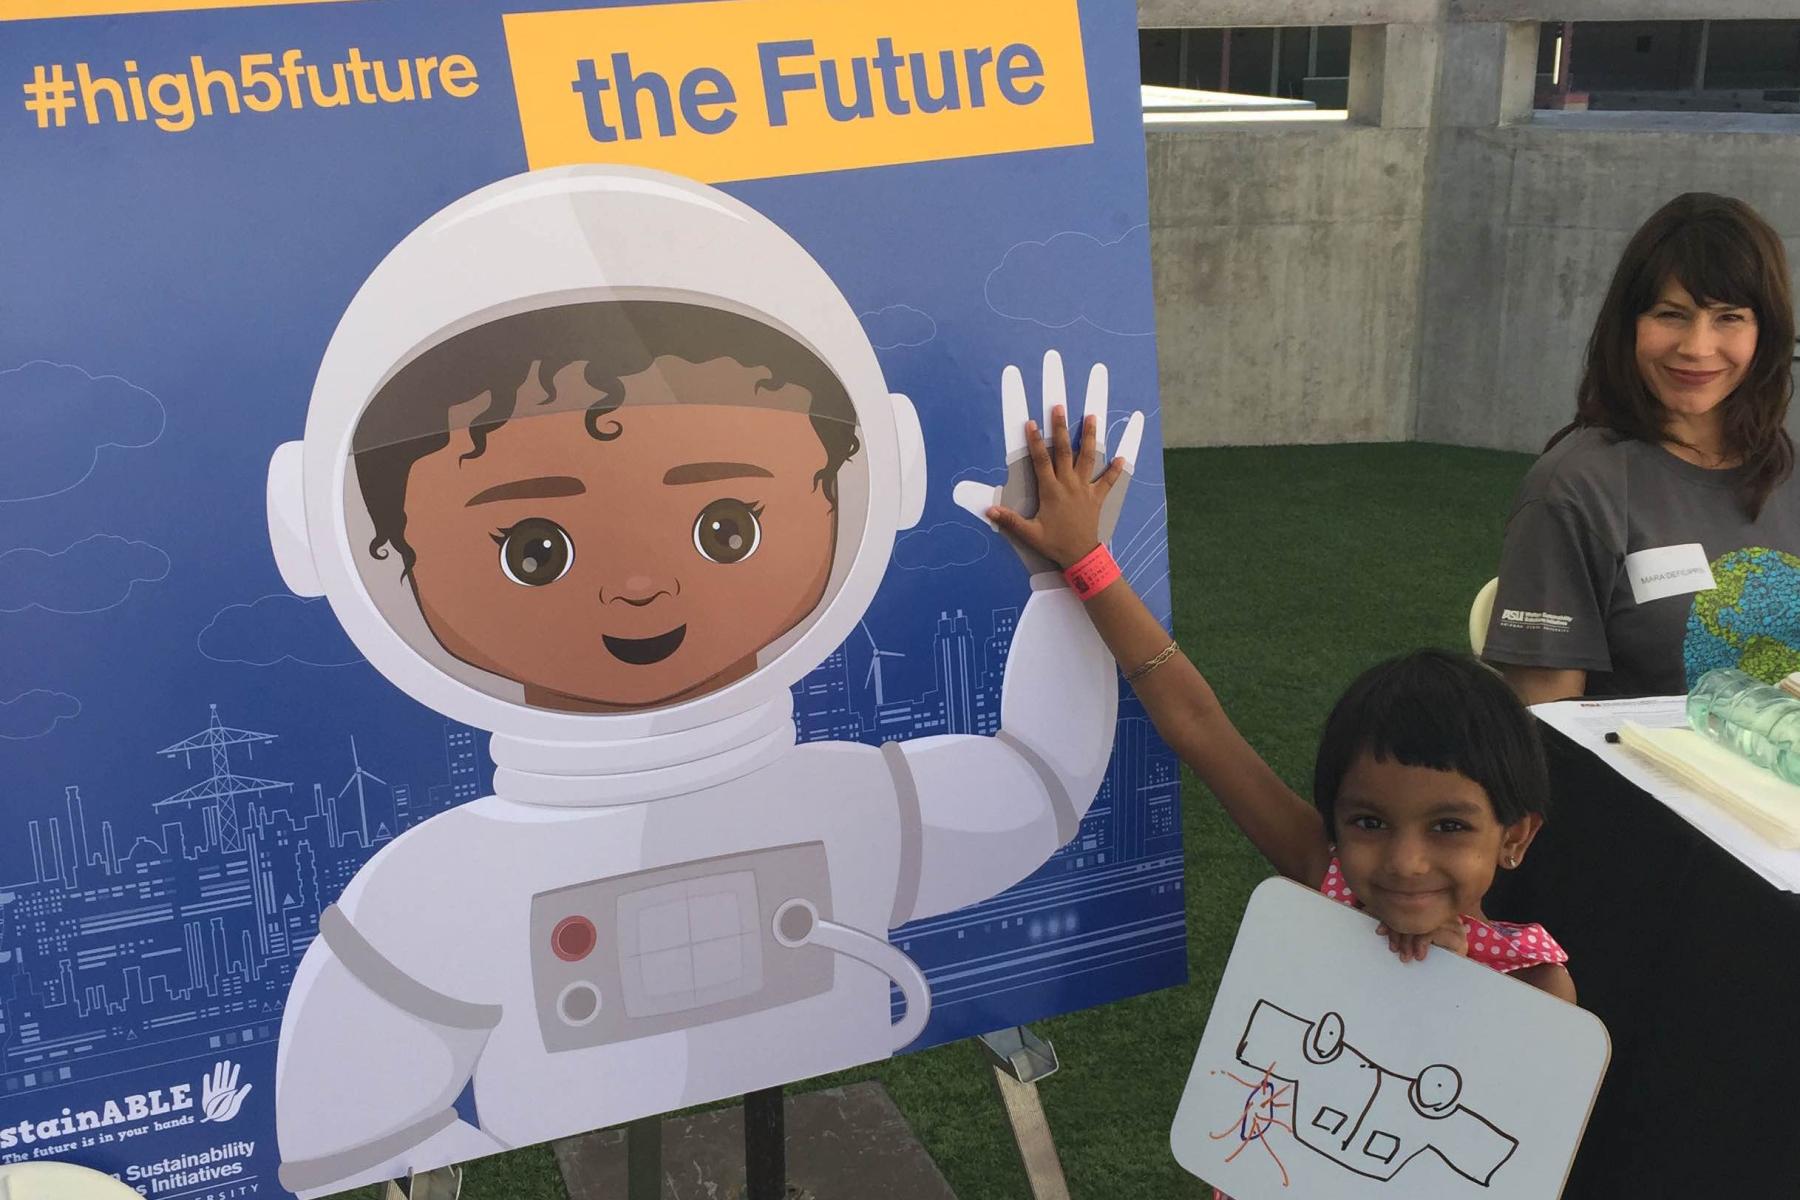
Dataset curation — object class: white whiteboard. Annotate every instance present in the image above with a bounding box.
[1171,879,1609,1199]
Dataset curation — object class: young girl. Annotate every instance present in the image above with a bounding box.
[986,406,1577,1002]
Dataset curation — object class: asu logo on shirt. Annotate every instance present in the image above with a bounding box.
[1498,608,1574,633]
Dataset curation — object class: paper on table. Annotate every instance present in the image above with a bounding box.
[1532,696,1800,893]
[1614,724,1800,849]
[1547,695,1691,742]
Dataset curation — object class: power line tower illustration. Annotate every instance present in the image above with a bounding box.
[155,704,292,853]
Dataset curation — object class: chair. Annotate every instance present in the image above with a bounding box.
[1468,577,1499,657]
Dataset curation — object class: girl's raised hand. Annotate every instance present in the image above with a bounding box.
[987,404,1128,571]
[952,351,1144,573]
[1376,917,1469,964]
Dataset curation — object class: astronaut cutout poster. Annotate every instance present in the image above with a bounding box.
[1172,881,1609,1200]
[0,0,1182,1195]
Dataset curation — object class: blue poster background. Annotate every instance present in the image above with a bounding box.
[0,1,1182,1193]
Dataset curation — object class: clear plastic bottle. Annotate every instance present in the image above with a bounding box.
[1685,667,1800,786]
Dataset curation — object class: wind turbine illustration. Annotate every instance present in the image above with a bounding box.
[860,621,904,707]
[336,737,390,847]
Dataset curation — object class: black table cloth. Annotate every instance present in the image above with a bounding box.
[1486,720,1800,1196]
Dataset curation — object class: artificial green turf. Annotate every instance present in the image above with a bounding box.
[330,442,1536,1200]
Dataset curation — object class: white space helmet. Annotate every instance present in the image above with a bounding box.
[266,166,926,745]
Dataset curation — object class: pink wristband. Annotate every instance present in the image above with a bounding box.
[1063,544,1121,599]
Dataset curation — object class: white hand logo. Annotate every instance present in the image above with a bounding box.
[200,1059,252,1123]
[952,349,1144,570]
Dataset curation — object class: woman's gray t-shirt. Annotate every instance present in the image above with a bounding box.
[1483,427,1800,697]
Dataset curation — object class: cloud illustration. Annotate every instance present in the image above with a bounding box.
[0,535,170,614]
[860,305,938,350]
[894,521,991,571]
[985,226,1156,336]
[0,690,81,740]
[0,361,165,503]
[198,594,363,667]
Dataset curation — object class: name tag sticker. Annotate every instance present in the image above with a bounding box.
[1624,543,1716,605]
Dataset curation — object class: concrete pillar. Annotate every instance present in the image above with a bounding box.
[1431,20,1539,127]
[1416,22,1538,444]
[1350,23,1442,128]
[1498,22,1539,124]
[1347,24,1387,124]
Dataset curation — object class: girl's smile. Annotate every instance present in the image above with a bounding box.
[1332,754,1540,935]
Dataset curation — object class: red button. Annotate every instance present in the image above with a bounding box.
[552,915,597,962]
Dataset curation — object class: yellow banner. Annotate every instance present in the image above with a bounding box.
[502,0,1093,182]
[1,0,357,18]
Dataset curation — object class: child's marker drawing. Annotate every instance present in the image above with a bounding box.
[1228,1000,1518,1188]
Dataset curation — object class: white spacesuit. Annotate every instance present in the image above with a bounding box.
[264,166,1141,1196]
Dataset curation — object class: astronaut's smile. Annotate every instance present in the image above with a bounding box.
[603,625,687,665]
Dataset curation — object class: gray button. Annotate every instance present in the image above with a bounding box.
[775,899,817,946]
[558,981,602,1026]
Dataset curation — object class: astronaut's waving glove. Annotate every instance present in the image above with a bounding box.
[953,350,1145,581]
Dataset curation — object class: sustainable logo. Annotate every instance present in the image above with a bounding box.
[199,1060,251,1124]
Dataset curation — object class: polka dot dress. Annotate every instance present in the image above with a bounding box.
[1320,858,1567,973]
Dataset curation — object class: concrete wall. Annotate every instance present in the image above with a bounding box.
[1146,18,1446,447]
[1143,8,1800,451]
[1449,1,1800,20]
[1140,0,1800,24]
[1139,0,1435,26]
[1149,125,1426,445]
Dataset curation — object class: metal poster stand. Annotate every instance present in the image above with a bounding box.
[385,1165,462,1200]
[396,1026,1068,1200]
[719,1034,1071,1200]
[619,1084,796,1200]
[978,1026,1071,1200]
[741,1086,793,1200]
[627,1113,664,1199]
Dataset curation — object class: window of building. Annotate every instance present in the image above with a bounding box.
[1139,27,1353,113]
[1537,19,1800,114]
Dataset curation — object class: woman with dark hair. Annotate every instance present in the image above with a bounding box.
[1483,192,1799,703]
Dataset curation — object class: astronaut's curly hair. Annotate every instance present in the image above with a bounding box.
[352,300,861,576]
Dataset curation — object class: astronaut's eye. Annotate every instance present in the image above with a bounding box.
[493,519,574,587]
[693,499,763,565]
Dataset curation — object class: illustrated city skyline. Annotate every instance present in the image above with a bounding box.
[0,603,1184,1106]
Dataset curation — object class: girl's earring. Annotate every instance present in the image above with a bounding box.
[1504,852,1519,869]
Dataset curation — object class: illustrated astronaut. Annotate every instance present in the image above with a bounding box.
[264,166,1145,1196]
[1236,1001,1518,1187]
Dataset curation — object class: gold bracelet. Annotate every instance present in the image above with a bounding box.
[1124,640,1180,682]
